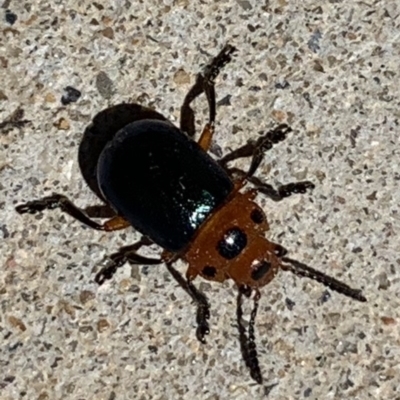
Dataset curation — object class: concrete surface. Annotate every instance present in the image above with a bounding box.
[1,1,399,399]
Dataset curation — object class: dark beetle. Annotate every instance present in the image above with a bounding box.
[16,45,366,387]
[98,120,233,252]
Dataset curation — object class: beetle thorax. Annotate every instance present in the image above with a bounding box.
[184,190,280,288]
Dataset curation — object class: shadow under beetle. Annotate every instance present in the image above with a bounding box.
[16,45,366,387]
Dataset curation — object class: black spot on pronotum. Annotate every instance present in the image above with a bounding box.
[217,227,247,260]
[202,265,217,278]
[250,208,264,224]
[251,261,271,281]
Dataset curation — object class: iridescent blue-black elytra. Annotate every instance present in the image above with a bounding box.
[97,120,234,252]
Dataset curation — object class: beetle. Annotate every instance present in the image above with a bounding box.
[16,45,366,386]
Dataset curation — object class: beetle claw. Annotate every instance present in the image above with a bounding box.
[196,325,210,344]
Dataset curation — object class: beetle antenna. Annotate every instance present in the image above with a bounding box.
[281,257,366,302]
[236,286,263,384]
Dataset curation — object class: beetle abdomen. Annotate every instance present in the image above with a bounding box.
[97,120,233,252]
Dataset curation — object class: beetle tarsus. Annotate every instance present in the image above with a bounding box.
[265,124,292,144]
[16,194,111,230]
[220,124,292,169]
[196,320,210,344]
[166,263,211,343]
[95,262,120,285]
[16,194,136,232]
[203,44,237,84]
[278,182,315,197]
[245,124,293,177]
[180,44,236,138]
[95,239,160,285]
[16,194,65,214]
[250,178,315,201]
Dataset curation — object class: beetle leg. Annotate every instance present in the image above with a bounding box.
[197,122,214,151]
[281,257,367,302]
[250,177,315,201]
[179,75,202,137]
[15,193,130,231]
[227,168,315,201]
[166,262,211,344]
[220,124,291,170]
[220,124,315,199]
[221,124,315,199]
[83,204,116,218]
[95,237,158,284]
[236,286,263,384]
[180,44,236,138]
[0,107,30,133]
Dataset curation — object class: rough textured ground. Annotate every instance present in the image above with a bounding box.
[1,1,399,399]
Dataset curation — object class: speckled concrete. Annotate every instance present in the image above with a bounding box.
[1,1,400,399]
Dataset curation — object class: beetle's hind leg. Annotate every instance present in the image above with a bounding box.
[237,286,263,384]
[166,263,211,344]
[15,193,131,231]
[180,44,236,145]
